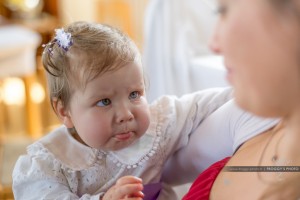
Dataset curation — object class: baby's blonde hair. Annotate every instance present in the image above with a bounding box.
[42,21,141,110]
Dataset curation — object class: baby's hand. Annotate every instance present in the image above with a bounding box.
[102,176,144,200]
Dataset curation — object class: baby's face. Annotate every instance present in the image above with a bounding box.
[65,62,150,151]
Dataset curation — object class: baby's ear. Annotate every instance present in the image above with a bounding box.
[52,99,74,128]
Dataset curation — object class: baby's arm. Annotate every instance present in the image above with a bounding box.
[151,87,232,156]
[13,158,88,199]
[13,150,144,200]
[101,176,144,200]
[13,152,101,200]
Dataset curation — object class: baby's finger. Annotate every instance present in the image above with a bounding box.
[126,191,145,198]
[122,197,143,200]
[114,182,144,199]
[116,176,142,186]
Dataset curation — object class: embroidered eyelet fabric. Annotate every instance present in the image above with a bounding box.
[12,88,233,200]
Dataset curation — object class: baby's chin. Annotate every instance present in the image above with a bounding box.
[106,136,143,151]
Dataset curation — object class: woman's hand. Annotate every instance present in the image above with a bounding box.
[101,176,144,200]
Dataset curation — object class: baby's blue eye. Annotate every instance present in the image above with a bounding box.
[97,98,111,107]
[129,91,140,99]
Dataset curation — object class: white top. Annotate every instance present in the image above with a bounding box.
[12,88,277,200]
[162,99,280,185]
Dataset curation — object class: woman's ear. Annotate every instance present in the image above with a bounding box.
[52,99,74,128]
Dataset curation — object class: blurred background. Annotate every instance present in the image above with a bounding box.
[0,0,226,199]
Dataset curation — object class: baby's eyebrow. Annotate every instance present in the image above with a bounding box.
[86,93,110,101]
[126,82,145,90]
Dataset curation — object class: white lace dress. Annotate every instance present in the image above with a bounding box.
[12,88,232,200]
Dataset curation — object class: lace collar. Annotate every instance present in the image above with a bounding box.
[32,118,161,171]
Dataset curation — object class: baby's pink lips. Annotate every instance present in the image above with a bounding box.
[114,131,133,141]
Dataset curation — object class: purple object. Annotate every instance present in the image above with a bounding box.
[142,182,162,200]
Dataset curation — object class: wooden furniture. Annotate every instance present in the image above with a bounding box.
[0,1,59,197]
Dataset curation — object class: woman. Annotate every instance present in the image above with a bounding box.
[170,0,300,199]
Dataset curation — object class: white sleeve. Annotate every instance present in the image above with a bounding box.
[152,87,233,157]
[162,100,279,185]
[12,154,102,200]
